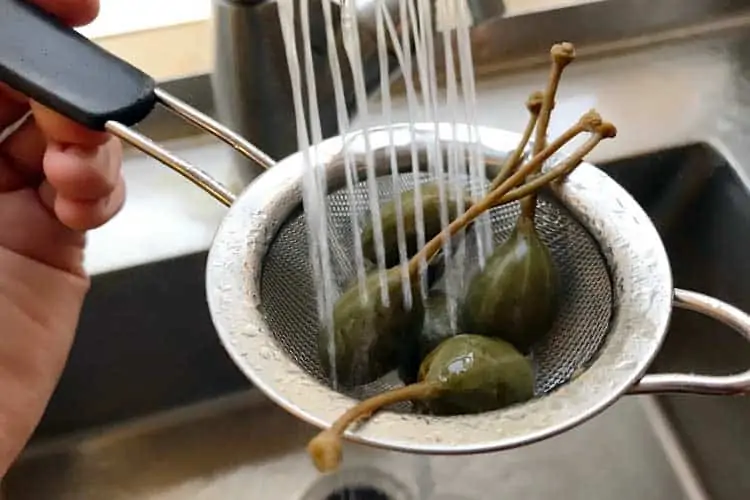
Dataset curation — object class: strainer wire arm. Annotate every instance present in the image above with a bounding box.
[105,89,279,208]
[0,0,276,208]
[629,288,750,395]
[106,120,238,207]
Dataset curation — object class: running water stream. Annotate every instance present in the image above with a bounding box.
[276,0,491,389]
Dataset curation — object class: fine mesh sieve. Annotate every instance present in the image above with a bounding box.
[206,122,750,454]
[260,172,613,409]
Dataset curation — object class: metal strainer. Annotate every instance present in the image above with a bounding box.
[208,122,750,454]
[3,0,750,457]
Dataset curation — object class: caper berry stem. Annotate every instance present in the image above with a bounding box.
[408,111,600,277]
[307,381,442,473]
[534,43,576,154]
[489,91,544,191]
[498,119,618,205]
[522,42,577,220]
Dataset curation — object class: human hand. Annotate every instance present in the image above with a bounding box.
[0,0,124,476]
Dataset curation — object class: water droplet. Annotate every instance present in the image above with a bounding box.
[615,359,637,371]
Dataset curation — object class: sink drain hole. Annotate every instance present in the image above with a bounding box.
[325,485,391,500]
[300,465,413,500]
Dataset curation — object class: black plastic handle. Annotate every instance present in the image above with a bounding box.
[0,0,157,130]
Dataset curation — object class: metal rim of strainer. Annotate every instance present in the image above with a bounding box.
[205,121,675,455]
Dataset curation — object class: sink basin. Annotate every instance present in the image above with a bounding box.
[3,142,750,499]
[600,142,750,500]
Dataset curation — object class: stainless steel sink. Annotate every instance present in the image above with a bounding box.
[0,392,694,500]
[600,143,750,500]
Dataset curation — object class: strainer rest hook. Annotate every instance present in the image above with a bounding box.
[630,288,750,395]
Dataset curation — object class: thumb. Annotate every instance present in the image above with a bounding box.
[26,0,100,27]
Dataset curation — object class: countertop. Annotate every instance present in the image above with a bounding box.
[85,0,598,80]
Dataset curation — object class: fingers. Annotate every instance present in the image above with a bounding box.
[1,100,110,186]
[2,1,105,148]
[0,114,46,177]
[0,158,27,192]
[3,0,121,233]
[29,101,108,147]
[39,177,125,231]
[41,137,125,231]
[0,114,44,190]
[0,83,29,132]
[44,139,121,200]
[2,83,107,154]
[0,0,121,234]
[28,0,100,27]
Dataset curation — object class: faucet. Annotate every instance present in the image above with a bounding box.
[211,0,507,185]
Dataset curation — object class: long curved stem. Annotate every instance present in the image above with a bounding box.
[307,381,442,472]
[407,112,601,277]
[489,91,544,191]
[533,43,576,154]
[497,124,617,205]
[522,42,577,220]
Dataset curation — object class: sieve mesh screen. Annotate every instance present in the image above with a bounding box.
[260,172,613,413]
